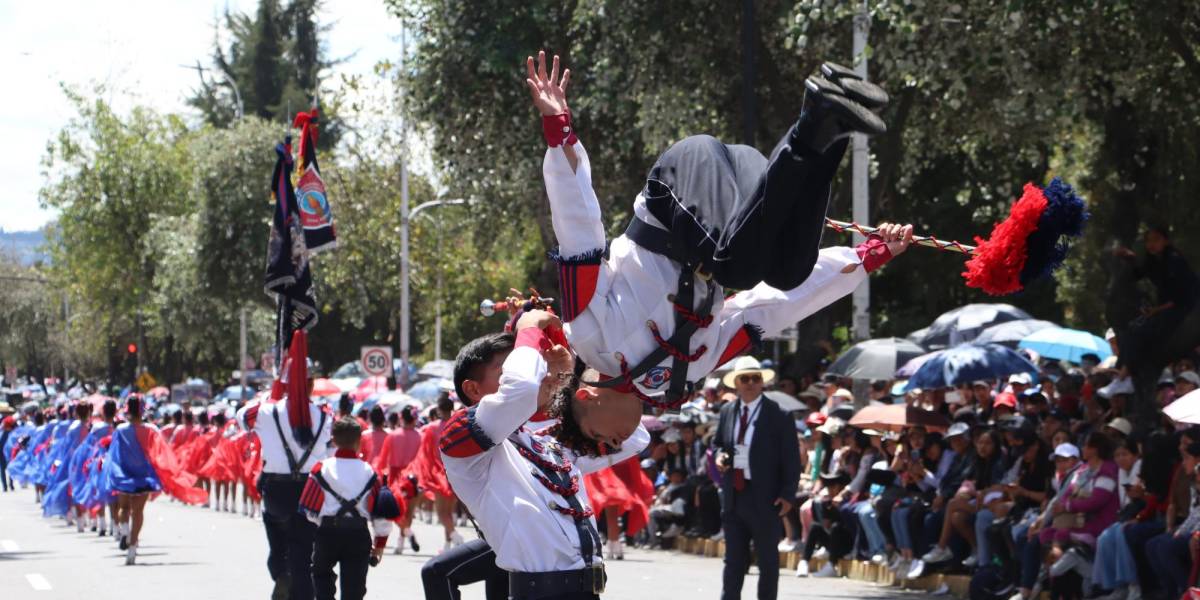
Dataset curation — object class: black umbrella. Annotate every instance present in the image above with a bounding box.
[828,337,926,381]
[908,303,1033,350]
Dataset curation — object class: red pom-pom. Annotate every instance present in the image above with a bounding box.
[962,183,1048,295]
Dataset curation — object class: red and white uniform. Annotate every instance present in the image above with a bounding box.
[440,327,650,572]
[544,138,883,398]
[299,449,395,550]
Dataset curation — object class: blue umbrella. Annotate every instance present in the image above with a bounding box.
[1018,327,1112,364]
[971,319,1058,348]
[905,344,1038,391]
[909,304,1033,349]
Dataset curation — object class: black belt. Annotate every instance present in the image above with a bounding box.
[509,564,606,599]
[260,472,308,483]
[319,515,367,529]
[625,217,683,263]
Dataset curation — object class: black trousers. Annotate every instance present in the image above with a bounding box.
[261,477,317,600]
[721,484,783,600]
[0,458,10,491]
[804,501,851,562]
[642,118,850,292]
[312,526,371,600]
[421,538,508,600]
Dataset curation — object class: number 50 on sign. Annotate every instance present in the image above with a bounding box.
[360,346,394,377]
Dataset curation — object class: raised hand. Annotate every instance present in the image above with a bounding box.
[876,222,914,256]
[525,50,571,116]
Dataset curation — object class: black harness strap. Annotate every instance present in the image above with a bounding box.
[313,470,376,519]
[585,218,716,407]
[270,407,328,476]
[511,438,602,566]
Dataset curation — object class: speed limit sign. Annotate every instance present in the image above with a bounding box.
[360,346,394,377]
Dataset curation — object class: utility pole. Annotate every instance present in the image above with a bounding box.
[398,21,411,388]
[740,0,757,146]
[850,0,871,343]
[239,307,248,401]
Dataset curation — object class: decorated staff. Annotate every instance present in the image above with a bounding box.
[825,177,1087,295]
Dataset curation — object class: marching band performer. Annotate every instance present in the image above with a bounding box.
[527,51,912,421]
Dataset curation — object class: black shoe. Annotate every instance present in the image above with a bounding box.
[795,76,886,153]
[410,535,420,553]
[819,62,890,109]
[119,535,128,551]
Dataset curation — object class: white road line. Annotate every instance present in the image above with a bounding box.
[26,573,52,591]
[0,539,18,552]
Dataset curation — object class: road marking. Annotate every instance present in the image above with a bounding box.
[0,539,18,552]
[26,573,52,591]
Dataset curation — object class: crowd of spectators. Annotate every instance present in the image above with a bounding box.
[630,348,1200,600]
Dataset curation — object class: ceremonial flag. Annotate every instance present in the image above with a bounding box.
[292,108,337,253]
[264,136,318,351]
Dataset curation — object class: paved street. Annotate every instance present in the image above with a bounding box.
[0,486,931,600]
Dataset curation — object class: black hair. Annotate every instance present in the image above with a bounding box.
[1187,442,1200,460]
[369,406,385,427]
[197,411,210,427]
[75,402,91,418]
[184,410,194,425]
[33,411,45,426]
[212,413,227,427]
[1141,430,1177,497]
[546,362,605,457]
[401,405,416,424]
[102,399,117,420]
[172,411,183,425]
[453,332,516,404]
[1085,431,1115,461]
[332,416,362,448]
[852,429,871,451]
[437,393,455,419]
[386,412,399,427]
[337,393,353,416]
[127,396,143,419]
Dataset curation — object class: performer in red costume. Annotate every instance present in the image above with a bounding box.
[404,394,464,552]
[582,454,655,560]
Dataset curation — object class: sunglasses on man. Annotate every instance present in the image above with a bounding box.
[738,374,763,384]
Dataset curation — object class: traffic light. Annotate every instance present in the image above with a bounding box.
[127,343,138,355]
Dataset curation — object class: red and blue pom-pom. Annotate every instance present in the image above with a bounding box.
[963,177,1088,295]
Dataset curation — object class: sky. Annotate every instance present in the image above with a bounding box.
[0,0,402,232]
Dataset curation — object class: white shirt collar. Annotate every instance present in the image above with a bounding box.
[739,395,762,411]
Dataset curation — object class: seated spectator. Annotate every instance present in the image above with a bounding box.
[892,432,950,578]
[907,422,975,579]
[798,471,853,578]
[648,467,692,546]
[1010,442,1082,600]
[977,427,1050,571]
[921,428,1005,569]
[1091,437,1143,598]
[1144,441,1200,600]
[1030,432,1120,596]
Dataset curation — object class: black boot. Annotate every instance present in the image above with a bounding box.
[791,76,887,154]
[819,62,890,109]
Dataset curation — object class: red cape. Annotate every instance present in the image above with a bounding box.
[133,426,209,505]
[582,455,654,536]
[404,421,453,499]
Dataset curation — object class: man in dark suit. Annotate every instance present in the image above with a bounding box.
[715,356,802,600]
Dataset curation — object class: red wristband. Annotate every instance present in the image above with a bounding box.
[373,536,388,550]
[542,113,578,148]
[855,234,894,273]
[515,327,552,352]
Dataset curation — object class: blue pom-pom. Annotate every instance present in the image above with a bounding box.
[1018,177,1089,285]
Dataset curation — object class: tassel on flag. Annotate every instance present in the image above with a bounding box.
[292,106,337,254]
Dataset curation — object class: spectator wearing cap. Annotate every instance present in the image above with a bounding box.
[1098,376,1135,422]
[1030,432,1120,592]
[992,392,1019,423]
[1010,443,1082,600]
[907,423,976,578]
[1177,371,1200,396]
[1105,417,1133,441]
[1008,373,1034,397]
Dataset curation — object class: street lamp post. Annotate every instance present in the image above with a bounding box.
[399,198,469,372]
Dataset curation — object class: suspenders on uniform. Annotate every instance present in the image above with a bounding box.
[270,408,328,476]
[312,470,376,528]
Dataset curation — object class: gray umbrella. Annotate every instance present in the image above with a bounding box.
[827,337,927,381]
[971,319,1058,348]
[909,303,1033,350]
[763,390,807,413]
